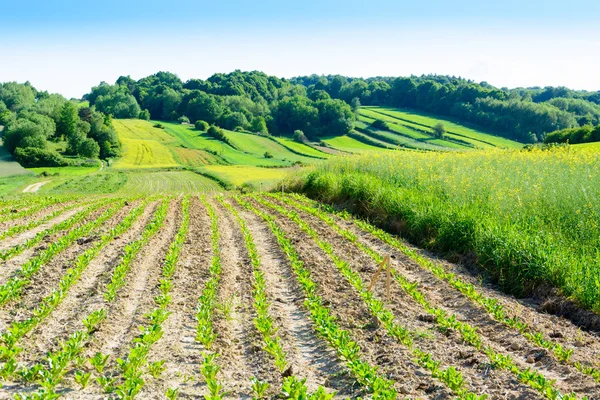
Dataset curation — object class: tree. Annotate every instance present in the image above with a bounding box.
[433,123,446,138]
[3,119,47,153]
[56,102,79,140]
[250,116,268,135]
[195,120,209,131]
[77,138,100,158]
[293,130,308,143]
[371,119,389,130]
[178,115,190,124]
[315,98,355,137]
[139,109,150,120]
[350,97,361,113]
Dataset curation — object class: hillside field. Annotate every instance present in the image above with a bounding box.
[0,193,598,399]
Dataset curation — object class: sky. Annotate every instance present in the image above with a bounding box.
[1,0,600,98]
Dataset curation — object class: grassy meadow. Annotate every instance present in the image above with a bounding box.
[288,147,600,312]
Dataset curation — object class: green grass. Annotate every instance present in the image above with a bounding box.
[272,137,330,159]
[225,130,318,164]
[321,135,394,153]
[287,147,600,313]
[0,140,29,177]
[118,170,222,194]
[113,119,179,169]
[365,106,522,149]
[354,120,449,151]
[48,172,127,194]
[200,165,292,188]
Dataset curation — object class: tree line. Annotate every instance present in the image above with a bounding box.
[0,82,120,167]
[292,74,600,143]
[85,71,355,140]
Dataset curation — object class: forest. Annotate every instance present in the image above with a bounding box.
[0,82,120,167]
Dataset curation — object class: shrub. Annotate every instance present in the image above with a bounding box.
[194,120,209,131]
[370,119,389,130]
[139,109,151,120]
[264,151,273,159]
[14,147,68,167]
[77,138,100,158]
[433,123,446,138]
[153,123,164,129]
[293,130,308,143]
[178,116,190,124]
[207,125,233,147]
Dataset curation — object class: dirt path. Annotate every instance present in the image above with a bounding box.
[22,180,50,193]
[232,201,353,397]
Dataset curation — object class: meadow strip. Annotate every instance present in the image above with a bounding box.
[255,195,486,399]
[0,200,148,380]
[289,192,600,383]
[234,195,398,399]
[0,198,121,305]
[113,197,189,399]
[272,194,583,400]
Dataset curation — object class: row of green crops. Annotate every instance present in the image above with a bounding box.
[255,195,488,399]
[195,198,226,399]
[234,196,399,399]
[0,197,111,261]
[113,197,189,399]
[0,199,91,242]
[0,196,71,224]
[218,197,334,398]
[267,195,582,400]
[0,198,120,305]
[287,192,600,384]
[1,200,147,378]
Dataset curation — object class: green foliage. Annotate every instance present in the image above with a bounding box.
[544,125,600,145]
[370,119,389,130]
[206,125,233,147]
[14,147,67,167]
[293,130,308,143]
[194,120,209,131]
[138,109,151,120]
[250,116,268,135]
[88,82,141,118]
[263,151,273,159]
[433,122,446,138]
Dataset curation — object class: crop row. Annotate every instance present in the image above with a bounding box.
[0,198,122,306]
[0,200,90,242]
[276,194,584,400]
[0,197,112,261]
[113,197,189,399]
[256,195,488,399]
[1,200,150,388]
[0,196,71,224]
[18,199,170,399]
[218,197,333,398]
[195,198,225,399]
[289,192,600,384]
[234,195,399,399]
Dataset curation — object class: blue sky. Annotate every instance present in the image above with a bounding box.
[2,0,599,98]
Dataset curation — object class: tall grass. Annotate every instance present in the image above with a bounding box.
[288,147,600,312]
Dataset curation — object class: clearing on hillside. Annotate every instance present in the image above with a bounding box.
[0,193,597,399]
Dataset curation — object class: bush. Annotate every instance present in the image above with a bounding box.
[153,123,164,129]
[207,125,233,147]
[77,138,100,158]
[14,147,68,167]
[178,116,190,124]
[139,109,151,120]
[370,119,389,130]
[433,123,446,138]
[293,130,308,143]
[194,120,209,131]
[264,151,273,159]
